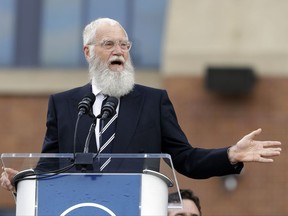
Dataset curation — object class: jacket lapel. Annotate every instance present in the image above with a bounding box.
[112,86,143,153]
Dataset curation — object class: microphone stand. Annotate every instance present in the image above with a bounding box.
[97,117,104,155]
[83,118,96,153]
[73,111,84,161]
[74,113,97,172]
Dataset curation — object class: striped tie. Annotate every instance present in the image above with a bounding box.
[99,98,118,171]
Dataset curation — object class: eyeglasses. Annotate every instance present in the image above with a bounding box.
[88,40,132,51]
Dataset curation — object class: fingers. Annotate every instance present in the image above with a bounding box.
[247,129,282,148]
[4,168,19,178]
[257,157,274,163]
[253,145,282,163]
[254,141,282,155]
[252,140,282,151]
[262,141,282,147]
[1,171,14,191]
[246,128,262,138]
[1,167,18,191]
[261,147,281,156]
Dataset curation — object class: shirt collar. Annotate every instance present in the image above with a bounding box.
[91,81,101,96]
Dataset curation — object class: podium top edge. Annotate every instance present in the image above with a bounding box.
[1,153,172,159]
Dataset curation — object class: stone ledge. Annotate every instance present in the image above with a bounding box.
[0,69,162,95]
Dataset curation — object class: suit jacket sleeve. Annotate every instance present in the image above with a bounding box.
[159,89,243,179]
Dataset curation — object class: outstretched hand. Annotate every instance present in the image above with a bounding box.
[0,167,18,191]
[228,128,282,163]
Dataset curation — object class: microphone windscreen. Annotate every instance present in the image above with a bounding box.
[101,96,118,118]
[78,93,96,114]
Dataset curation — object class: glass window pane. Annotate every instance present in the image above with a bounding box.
[132,0,167,68]
[0,0,16,66]
[40,0,82,67]
[86,0,127,24]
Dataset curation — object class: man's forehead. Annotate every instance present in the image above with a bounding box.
[96,25,126,40]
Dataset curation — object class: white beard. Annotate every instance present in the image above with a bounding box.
[88,55,135,97]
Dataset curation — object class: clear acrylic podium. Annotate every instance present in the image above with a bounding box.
[1,153,182,216]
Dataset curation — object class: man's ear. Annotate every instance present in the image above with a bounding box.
[83,45,90,62]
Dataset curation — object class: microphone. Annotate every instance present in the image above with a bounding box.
[78,93,96,116]
[100,97,119,119]
[73,93,96,162]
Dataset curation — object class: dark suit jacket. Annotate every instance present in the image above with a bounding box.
[42,83,243,179]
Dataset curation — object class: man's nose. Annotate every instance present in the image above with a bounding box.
[112,43,124,54]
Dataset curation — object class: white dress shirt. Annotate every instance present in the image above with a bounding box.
[91,83,119,150]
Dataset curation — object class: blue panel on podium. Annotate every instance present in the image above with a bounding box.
[37,174,141,215]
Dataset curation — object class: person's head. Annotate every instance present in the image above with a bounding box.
[83,18,135,97]
[168,189,202,216]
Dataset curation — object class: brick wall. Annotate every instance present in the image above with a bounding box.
[0,96,48,208]
[164,76,287,216]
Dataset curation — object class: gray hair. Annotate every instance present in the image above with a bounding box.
[82,18,128,46]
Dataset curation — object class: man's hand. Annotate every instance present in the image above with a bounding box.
[0,167,18,191]
[228,128,282,163]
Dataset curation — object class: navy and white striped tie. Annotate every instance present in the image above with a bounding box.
[99,99,118,171]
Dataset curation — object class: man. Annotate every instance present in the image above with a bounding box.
[0,18,282,191]
[168,189,201,216]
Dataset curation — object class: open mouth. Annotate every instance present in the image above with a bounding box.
[110,59,124,66]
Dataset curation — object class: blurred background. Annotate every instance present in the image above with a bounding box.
[0,0,287,215]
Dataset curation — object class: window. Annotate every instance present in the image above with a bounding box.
[0,0,168,69]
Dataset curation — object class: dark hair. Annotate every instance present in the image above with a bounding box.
[168,189,202,215]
